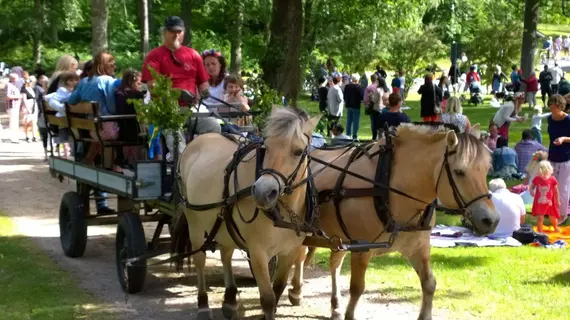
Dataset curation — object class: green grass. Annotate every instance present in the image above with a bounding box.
[313,246,570,320]
[538,24,570,38]
[0,214,117,320]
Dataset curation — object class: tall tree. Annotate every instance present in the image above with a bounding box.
[261,0,304,104]
[91,0,108,56]
[138,0,150,58]
[32,0,44,66]
[229,1,244,74]
[180,0,192,46]
[521,0,539,79]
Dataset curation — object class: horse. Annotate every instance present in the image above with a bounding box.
[254,122,500,320]
[171,106,320,320]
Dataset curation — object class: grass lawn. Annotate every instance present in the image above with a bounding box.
[298,95,570,319]
[538,24,570,38]
[0,213,117,320]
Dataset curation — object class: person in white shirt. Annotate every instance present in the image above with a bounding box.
[549,63,564,93]
[492,95,525,144]
[488,178,526,238]
[563,35,570,58]
[326,76,344,136]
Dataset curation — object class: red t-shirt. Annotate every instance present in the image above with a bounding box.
[141,45,209,97]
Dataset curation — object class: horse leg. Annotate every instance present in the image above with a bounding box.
[330,250,348,320]
[344,251,372,320]
[220,246,240,319]
[402,244,436,320]
[288,246,308,306]
[272,247,302,306]
[190,227,212,320]
[248,245,276,320]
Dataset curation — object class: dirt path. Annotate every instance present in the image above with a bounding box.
[0,141,455,320]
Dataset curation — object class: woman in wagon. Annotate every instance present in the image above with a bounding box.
[66,51,119,215]
[200,49,227,106]
[47,54,79,94]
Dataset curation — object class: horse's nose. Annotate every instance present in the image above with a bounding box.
[252,177,279,209]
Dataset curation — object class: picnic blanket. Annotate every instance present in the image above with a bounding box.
[533,226,570,244]
[430,225,522,248]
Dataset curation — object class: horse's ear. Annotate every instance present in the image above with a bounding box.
[271,104,280,116]
[469,123,481,139]
[304,115,322,134]
[446,130,459,150]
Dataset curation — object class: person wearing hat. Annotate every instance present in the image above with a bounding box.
[141,16,217,157]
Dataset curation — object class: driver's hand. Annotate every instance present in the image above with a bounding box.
[200,87,210,99]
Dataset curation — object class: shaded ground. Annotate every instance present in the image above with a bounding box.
[0,139,457,319]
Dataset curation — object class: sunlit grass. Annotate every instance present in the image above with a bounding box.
[313,245,570,320]
[0,214,118,320]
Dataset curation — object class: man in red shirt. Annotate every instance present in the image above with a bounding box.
[141,16,220,158]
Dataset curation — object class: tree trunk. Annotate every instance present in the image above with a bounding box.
[261,0,304,105]
[138,0,150,58]
[91,0,109,57]
[229,1,244,74]
[180,0,192,46]
[520,0,539,81]
[32,0,43,66]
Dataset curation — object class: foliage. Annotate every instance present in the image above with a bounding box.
[129,66,188,132]
[381,26,447,94]
[465,19,523,85]
[243,73,282,129]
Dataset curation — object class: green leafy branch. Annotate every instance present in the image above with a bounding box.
[129,66,189,132]
[243,74,282,129]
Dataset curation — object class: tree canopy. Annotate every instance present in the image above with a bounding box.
[0,0,567,102]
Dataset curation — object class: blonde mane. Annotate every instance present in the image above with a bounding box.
[394,123,491,169]
[263,107,305,144]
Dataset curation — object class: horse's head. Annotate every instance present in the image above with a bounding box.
[435,127,500,235]
[395,123,499,235]
[251,106,320,210]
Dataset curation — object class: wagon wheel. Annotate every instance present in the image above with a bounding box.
[116,212,147,294]
[246,252,278,280]
[59,191,88,258]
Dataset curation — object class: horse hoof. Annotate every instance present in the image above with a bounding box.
[222,302,240,319]
[196,308,213,320]
[331,309,345,320]
[288,289,303,306]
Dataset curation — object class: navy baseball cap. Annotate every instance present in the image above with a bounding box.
[164,16,185,32]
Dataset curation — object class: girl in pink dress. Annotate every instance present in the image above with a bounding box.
[530,160,561,232]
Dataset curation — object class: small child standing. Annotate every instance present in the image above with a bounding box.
[530,160,561,233]
[45,71,80,159]
[530,105,550,144]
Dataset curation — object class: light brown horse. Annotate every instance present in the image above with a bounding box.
[281,123,499,320]
[172,107,319,320]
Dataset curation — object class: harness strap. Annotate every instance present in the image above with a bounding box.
[373,130,395,232]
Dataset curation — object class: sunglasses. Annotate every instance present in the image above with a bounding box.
[170,50,183,67]
[201,49,221,58]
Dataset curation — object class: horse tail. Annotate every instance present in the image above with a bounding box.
[170,209,191,272]
[304,246,317,267]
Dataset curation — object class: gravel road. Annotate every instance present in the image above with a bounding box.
[0,137,459,320]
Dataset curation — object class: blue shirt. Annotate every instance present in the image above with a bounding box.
[510,71,520,84]
[492,147,519,172]
[68,76,118,116]
[547,115,570,163]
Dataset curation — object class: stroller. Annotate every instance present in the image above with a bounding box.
[468,81,484,105]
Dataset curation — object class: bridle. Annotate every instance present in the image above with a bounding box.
[435,146,492,221]
[257,133,311,196]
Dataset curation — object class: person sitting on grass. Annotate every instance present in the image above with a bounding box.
[490,136,522,180]
[530,160,561,233]
[488,178,526,239]
[514,129,547,174]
